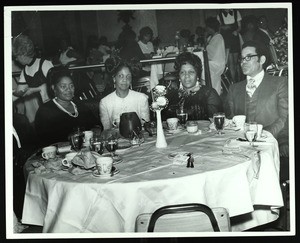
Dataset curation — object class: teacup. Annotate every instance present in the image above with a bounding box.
[84,130,94,147]
[232,115,246,130]
[61,152,77,167]
[95,156,113,176]
[167,118,179,130]
[42,146,57,160]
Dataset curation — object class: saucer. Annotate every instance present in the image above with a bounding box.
[113,155,123,165]
[92,166,120,178]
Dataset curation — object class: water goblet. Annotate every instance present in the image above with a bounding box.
[213,112,225,135]
[105,136,119,161]
[90,136,104,155]
[69,128,85,151]
[176,108,188,127]
[245,122,258,146]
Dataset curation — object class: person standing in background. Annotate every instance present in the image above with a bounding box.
[137,26,155,73]
[205,17,226,95]
[217,9,243,83]
[12,34,53,125]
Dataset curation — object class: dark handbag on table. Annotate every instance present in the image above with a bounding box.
[119,112,142,139]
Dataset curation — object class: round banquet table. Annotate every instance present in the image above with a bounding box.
[21,121,284,233]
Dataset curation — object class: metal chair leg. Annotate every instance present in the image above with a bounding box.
[281,180,289,231]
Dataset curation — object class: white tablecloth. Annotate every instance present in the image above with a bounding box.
[22,121,283,233]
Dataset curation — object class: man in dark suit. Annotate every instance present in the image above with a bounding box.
[225,40,288,140]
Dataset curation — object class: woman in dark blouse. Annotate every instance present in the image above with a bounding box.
[35,69,102,146]
[165,52,223,120]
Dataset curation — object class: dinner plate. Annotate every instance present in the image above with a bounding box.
[92,166,120,178]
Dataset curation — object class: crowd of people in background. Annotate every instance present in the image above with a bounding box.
[11,11,289,227]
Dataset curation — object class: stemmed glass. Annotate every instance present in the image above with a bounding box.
[105,136,119,162]
[90,135,104,155]
[245,122,258,147]
[69,127,85,152]
[213,112,225,135]
[176,107,188,128]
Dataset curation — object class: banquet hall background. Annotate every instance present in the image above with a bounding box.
[12,8,286,61]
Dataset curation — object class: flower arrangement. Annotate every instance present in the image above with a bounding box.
[150,85,169,111]
[150,85,169,148]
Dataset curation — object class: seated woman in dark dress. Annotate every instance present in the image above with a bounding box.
[35,69,102,146]
[165,52,223,120]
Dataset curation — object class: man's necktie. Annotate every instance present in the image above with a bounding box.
[246,78,256,97]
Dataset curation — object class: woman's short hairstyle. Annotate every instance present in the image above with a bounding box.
[47,67,73,98]
[12,35,35,58]
[242,40,269,68]
[138,26,153,40]
[174,52,203,78]
[105,55,133,77]
[48,67,72,86]
[205,17,221,32]
[180,29,191,39]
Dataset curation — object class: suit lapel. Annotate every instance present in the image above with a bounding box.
[236,81,247,114]
[254,74,271,118]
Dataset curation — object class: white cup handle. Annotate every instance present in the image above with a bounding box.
[62,159,71,167]
[42,152,48,159]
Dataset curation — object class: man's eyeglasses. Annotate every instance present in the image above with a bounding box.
[239,54,259,63]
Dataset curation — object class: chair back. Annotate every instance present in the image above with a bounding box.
[135,203,231,232]
[132,76,151,93]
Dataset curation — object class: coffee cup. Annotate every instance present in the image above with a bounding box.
[232,115,246,130]
[167,118,179,130]
[257,124,263,139]
[95,156,113,176]
[186,121,198,133]
[42,146,57,160]
[83,130,94,147]
[61,152,77,167]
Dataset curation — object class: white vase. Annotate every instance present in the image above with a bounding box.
[155,109,167,148]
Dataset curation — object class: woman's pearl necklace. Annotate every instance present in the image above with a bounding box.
[53,98,78,118]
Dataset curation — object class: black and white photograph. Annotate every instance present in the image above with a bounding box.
[4,2,294,240]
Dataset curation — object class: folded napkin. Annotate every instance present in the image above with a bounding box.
[222,139,241,153]
[57,145,72,153]
[68,166,92,175]
[33,165,49,174]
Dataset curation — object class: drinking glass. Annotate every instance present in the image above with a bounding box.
[176,108,188,127]
[213,112,225,135]
[105,136,118,160]
[90,136,104,155]
[245,122,258,146]
[69,127,85,151]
